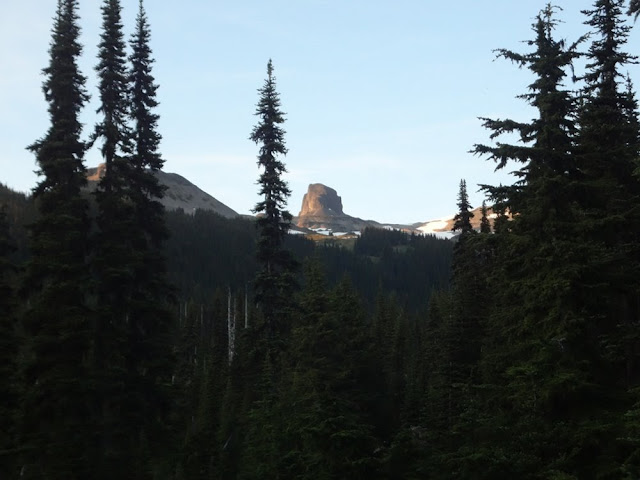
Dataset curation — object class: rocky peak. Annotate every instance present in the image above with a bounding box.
[87,163,107,181]
[296,183,378,232]
[298,183,344,217]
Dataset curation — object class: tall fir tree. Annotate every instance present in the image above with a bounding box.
[469,5,608,476]
[92,0,143,476]
[250,59,297,339]
[473,3,583,223]
[452,179,474,234]
[129,0,165,207]
[92,0,133,309]
[94,0,132,182]
[236,59,299,479]
[19,0,93,477]
[575,1,640,473]
[92,0,176,476]
[126,1,176,474]
[577,0,639,223]
[479,200,491,233]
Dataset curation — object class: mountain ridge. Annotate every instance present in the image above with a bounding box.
[86,164,239,219]
[82,167,481,235]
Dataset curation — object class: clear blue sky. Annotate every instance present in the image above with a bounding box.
[2,1,639,223]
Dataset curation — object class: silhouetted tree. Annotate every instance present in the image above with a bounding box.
[20,0,93,476]
[480,200,491,233]
[0,207,18,478]
[250,59,297,338]
[452,179,474,234]
[91,0,175,475]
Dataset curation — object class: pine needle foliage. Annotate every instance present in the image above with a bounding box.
[20,0,93,476]
[452,179,474,234]
[250,59,297,338]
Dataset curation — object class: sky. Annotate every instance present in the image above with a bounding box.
[2,1,640,224]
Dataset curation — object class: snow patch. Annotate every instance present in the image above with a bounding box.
[417,219,449,234]
[311,227,333,236]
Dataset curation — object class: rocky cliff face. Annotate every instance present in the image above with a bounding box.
[86,164,238,218]
[295,183,378,232]
[298,184,344,217]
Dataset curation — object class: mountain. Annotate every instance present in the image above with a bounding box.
[86,164,238,218]
[6,168,491,237]
[294,183,381,232]
[293,183,473,237]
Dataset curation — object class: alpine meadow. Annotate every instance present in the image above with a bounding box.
[4,0,640,479]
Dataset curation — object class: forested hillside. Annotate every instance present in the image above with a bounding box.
[4,0,640,478]
[165,208,452,309]
[0,179,453,478]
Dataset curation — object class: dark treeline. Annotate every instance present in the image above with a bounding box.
[4,0,640,478]
[165,208,452,310]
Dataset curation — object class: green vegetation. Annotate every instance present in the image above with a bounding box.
[19,1,94,476]
[3,0,640,478]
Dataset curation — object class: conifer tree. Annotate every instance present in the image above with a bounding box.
[91,1,136,475]
[577,0,639,215]
[473,4,582,222]
[92,0,175,475]
[129,0,165,210]
[93,0,141,475]
[92,0,133,309]
[250,59,297,338]
[479,200,491,233]
[20,0,93,476]
[0,207,18,478]
[279,273,378,479]
[126,1,176,473]
[464,2,640,475]
[574,1,640,472]
[470,5,595,475]
[94,0,132,179]
[452,179,474,234]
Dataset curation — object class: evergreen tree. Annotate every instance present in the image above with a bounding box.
[126,1,176,474]
[465,2,640,476]
[470,5,598,476]
[452,179,474,234]
[129,0,165,208]
[91,1,137,475]
[473,4,583,222]
[479,200,491,233]
[20,0,93,476]
[0,207,18,478]
[250,59,297,338]
[94,0,132,180]
[91,0,175,475]
[174,295,229,480]
[278,272,379,479]
[575,1,640,473]
[92,0,133,311]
